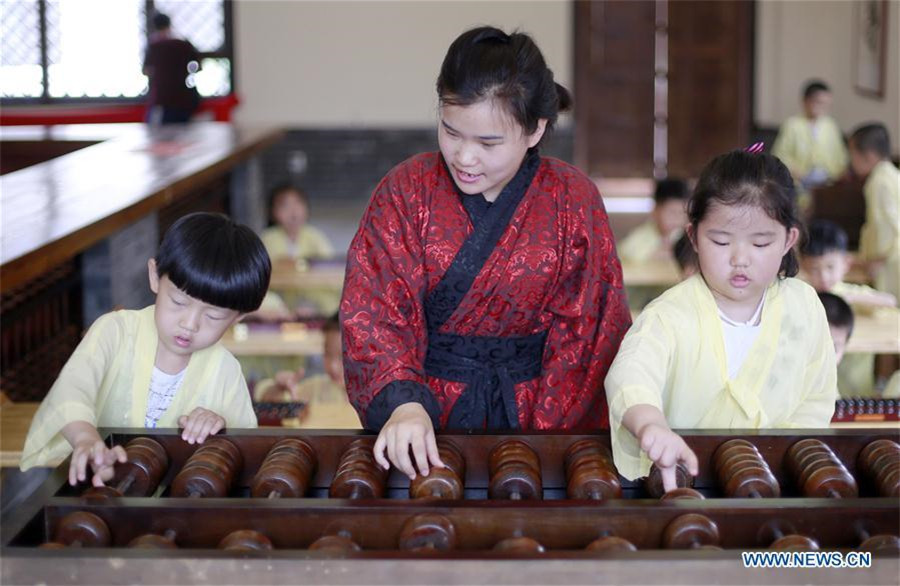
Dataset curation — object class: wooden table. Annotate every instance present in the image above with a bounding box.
[268,258,346,292]
[621,259,681,287]
[846,307,900,354]
[0,402,40,467]
[221,322,324,357]
[0,122,284,294]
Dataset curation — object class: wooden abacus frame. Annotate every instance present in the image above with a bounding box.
[2,427,898,585]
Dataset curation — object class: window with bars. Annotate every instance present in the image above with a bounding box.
[1,0,233,103]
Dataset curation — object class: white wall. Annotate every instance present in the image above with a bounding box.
[755,0,900,139]
[233,0,572,127]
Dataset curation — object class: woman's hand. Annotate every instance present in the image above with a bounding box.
[373,402,445,479]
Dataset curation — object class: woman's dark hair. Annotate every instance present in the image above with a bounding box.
[818,292,854,336]
[688,150,802,278]
[436,26,571,142]
[155,212,271,313]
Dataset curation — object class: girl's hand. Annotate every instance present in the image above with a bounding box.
[637,422,699,492]
[69,439,127,487]
[373,402,445,479]
[178,408,226,444]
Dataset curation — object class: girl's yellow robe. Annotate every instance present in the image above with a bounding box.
[21,306,257,470]
[605,275,837,480]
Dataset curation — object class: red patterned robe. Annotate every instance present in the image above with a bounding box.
[341,151,631,431]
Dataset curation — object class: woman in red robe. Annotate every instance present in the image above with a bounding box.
[341,27,632,478]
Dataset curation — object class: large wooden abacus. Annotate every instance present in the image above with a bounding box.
[2,428,898,585]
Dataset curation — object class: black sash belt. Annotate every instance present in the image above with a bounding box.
[424,330,546,430]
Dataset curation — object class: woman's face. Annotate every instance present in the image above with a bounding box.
[438,99,546,202]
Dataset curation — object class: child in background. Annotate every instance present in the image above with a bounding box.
[818,292,854,366]
[800,219,896,307]
[262,183,334,262]
[21,213,269,485]
[849,124,900,299]
[673,233,699,280]
[618,178,690,263]
[254,313,361,428]
[801,219,896,397]
[254,183,339,321]
[772,80,848,193]
[606,149,837,491]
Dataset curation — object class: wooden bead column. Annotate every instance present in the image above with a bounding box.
[170,438,243,498]
[251,438,317,498]
[786,439,858,498]
[713,438,780,498]
[82,437,169,499]
[409,439,466,500]
[488,439,542,500]
[564,439,622,500]
[329,438,388,499]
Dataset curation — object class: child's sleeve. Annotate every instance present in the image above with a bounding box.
[218,356,259,429]
[19,314,121,470]
[604,308,675,480]
[779,295,838,427]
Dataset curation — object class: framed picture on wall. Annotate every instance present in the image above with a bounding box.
[853,0,888,98]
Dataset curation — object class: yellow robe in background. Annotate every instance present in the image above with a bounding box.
[261,225,334,261]
[618,221,679,311]
[605,275,837,480]
[858,160,900,298]
[617,221,665,264]
[830,281,880,397]
[20,306,257,470]
[772,115,848,180]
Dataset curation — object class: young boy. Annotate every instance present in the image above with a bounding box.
[818,292,854,366]
[801,219,897,308]
[617,178,690,263]
[21,213,270,487]
[773,80,848,192]
[850,123,900,299]
[803,220,896,397]
[255,313,361,428]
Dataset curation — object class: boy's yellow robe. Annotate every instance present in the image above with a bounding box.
[605,275,837,480]
[618,221,665,264]
[772,115,848,180]
[858,161,900,298]
[21,306,257,470]
[830,281,881,397]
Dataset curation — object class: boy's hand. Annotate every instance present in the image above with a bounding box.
[373,402,445,480]
[178,408,225,444]
[637,423,699,492]
[69,440,127,487]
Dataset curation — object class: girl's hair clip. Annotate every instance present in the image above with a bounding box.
[744,142,765,154]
